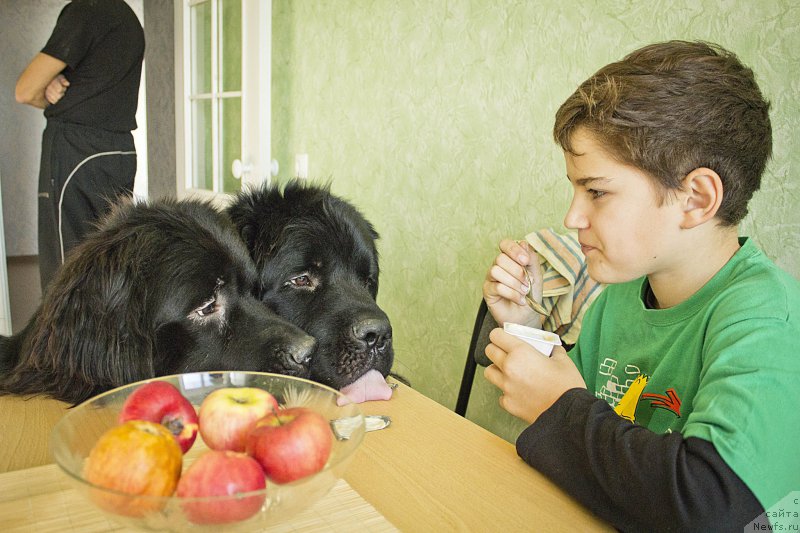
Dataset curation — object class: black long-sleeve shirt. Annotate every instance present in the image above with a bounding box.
[516,388,766,532]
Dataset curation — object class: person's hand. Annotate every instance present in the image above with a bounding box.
[483,238,544,328]
[483,328,585,424]
[45,74,69,105]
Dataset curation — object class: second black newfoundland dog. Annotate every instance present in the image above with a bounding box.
[0,198,316,404]
[227,181,395,402]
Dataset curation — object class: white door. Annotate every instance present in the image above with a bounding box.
[0,172,12,335]
[174,0,274,203]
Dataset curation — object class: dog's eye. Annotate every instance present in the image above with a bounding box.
[284,273,318,291]
[195,299,217,317]
[291,275,312,287]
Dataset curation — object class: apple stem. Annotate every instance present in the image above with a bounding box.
[272,407,284,426]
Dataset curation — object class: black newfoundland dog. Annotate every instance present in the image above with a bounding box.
[0,198,316,405]
[227,181,395,402]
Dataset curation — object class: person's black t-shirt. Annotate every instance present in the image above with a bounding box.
[42,0,145,132]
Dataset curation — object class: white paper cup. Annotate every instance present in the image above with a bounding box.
[503,323,562,356]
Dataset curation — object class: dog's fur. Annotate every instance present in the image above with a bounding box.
[0,198,316,405]
[227,181,394,391]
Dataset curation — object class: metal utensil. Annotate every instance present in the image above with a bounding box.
[523,268,549,316]
[515,239,548,316]
[331,414,391,441]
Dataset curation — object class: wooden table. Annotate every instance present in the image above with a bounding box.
[0,384,610,531]
[0,395,71,473]
[349,383,610,531]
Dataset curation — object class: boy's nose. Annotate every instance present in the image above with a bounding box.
[563,197,588,229]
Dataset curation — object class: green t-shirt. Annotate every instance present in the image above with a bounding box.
[570,237,800,509]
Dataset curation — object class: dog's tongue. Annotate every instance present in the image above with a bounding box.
[337,370,393,405]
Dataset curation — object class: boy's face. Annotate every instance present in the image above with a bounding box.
[562,128,685,285]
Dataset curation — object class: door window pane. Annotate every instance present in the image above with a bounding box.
[191,99,213,190]
[190,2,212,94]
[221,0,242,92]
[220,96,242,193]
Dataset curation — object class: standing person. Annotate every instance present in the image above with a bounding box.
[482,41,799,530]
[15,0,145,292]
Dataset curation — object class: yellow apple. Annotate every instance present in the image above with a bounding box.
[83,420,182,517]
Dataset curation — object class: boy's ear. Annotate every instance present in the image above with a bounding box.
[679,167,723,229]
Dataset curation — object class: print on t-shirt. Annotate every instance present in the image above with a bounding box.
[597,357,682,425]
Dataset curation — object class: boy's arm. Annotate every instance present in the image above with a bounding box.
[517,388,764,531]
[15,53,67,109]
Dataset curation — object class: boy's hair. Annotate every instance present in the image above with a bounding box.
[553,40,772,226]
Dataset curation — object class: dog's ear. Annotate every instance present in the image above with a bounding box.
[227,189,260,248]
[227,185,288,258]
[238,222,258,252]
[16,234,157,404]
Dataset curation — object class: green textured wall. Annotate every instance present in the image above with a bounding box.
[272,0,800,442]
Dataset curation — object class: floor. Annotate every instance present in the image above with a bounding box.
[6,255,41,334]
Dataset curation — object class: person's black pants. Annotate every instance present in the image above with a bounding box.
[37,120,136,293]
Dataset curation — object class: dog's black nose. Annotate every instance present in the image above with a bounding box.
[352,317,392,351]
[289,335,316,365]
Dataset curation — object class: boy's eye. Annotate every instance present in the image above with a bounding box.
[587,188,606,199]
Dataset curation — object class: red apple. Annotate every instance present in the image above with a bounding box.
[118,381,199,454]
[245,407,333,484]
[83,420,183,517]
[198,387,279,452]
[176,450,266,525]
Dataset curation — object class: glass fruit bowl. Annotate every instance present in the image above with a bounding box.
[50,371,365,532]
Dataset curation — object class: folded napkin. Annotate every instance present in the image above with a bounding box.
[522,228,604,345]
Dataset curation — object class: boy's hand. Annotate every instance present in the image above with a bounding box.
[483,328,586,424]
[45,74,69,105]
[483,238,543,328]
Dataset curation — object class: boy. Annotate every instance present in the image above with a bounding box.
[482,40,799,531]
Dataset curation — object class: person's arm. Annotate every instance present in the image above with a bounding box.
[15,53,67,109]
[483,324,766,531]
[518,389,764,532]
